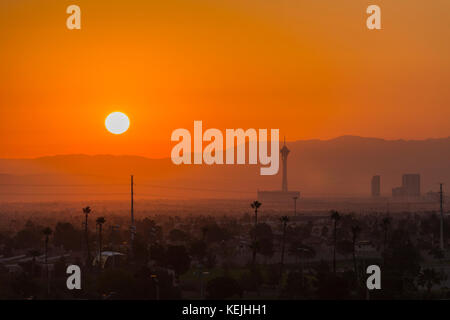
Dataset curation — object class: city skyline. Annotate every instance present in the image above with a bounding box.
[1,0,450,304]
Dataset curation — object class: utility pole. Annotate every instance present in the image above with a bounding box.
[440,183,444,251]
[82,207,91,268]
[85,213,89,259]
[293,196,298,216]
[130,175,135,258]
[98,222,103,272]
[45,234,49,296]
[151,275,160,300]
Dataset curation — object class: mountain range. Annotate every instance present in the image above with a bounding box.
[1,136,449,201]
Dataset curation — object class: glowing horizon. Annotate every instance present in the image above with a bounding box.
[1,0,450,158]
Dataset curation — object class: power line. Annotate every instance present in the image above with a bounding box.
[138,184,255,194]
[0,192,131,196]
[0,183,255,194]
[0,183,129,187]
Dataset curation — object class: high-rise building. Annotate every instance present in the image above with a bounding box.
[402,174,420,197]
[371,175,381,197]
[392,173,421,198]
[392,186,404,197]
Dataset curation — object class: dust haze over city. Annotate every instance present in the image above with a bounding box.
[1,0,450,304]
[2,135,450,300]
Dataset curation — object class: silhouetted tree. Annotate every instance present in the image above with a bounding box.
[203,224,229,243]
[250,201,261,265]
[382,239,422,298]
[165,245,191,276]
[189,240,207,264]
[149,243,166,265]
[206,276,242,299]
[139,218,162,243]
[250,223,273,265]
[330,210,341,274]
[336,240,353,258]
[288,243,315,290]
[279,216,289,277]
[321,225,329,238]
[417,268,446,297]
[28,249,41,278]
[53,256,67,278]
[42,227,52,295]
[97,269,135,299]
[283,269,314,299]
[169,229,190,243]
[53,222,80,251]
[14,221,42,249]
[251,201,261,225]
[205,251,217,269]
[258,237,274,263]
[316,272,351,300]
[83,206,92,266]
[201,226,208,241]
[351,224,361,283]
[239,267,263,296]
[133,235,149,265]
[96,217,106,270]
[381,216,391,252]
[381,216,391,266]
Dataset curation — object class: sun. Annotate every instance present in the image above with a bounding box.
[105,112,130,134]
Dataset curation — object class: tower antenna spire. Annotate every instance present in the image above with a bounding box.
[130,175,135,258]
[439,182,444,250]
[280,138,290,192]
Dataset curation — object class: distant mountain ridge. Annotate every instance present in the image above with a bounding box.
[1,136,450,201]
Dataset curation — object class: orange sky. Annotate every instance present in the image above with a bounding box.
[1,0,449,158]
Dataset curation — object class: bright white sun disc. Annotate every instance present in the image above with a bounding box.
[105,112,130,134]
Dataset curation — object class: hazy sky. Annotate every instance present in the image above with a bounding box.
[1,0,449,158]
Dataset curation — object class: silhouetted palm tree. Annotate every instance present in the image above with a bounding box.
[381,216,391,252]
[279,216,289,278]
[201,226,208,241]
[418,268,445,296]
[83,206,92,266]
[381,216,391,266]
[43,227,52,295]
[351,224,361,282]
[96,217,106,271]
[251,201,261,226]
[28,249,40,278]
[250,201,261,266]
[330,210,341,274]
[250,240,260,266]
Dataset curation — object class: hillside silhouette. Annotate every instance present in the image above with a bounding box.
[1,136,450,201]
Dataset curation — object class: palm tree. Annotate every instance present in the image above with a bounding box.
[351,224,361,282]
[381,216,391,266]
[251,201,261,226]
[249,240,260,266]
[201,226,208,241]
[279,216,289,278]
[96,217,106,271]
[417,268,445,297]
[330,210,341,274]
[250,201,261,266]
[82,206,92,266]
[28,249,40,278]
[293,246,314,289]
[381,216,391,251]
[43,227,52,295]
